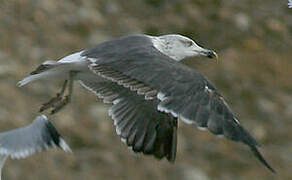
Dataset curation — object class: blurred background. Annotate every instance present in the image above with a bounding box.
[0,0,291,179]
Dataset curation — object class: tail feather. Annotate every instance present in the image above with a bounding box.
[30,65,51,75]
[29,60,58,75]
[17,74,46,87]
[17,61,68,87]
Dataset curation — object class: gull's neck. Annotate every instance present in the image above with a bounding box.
[148,36,182,61]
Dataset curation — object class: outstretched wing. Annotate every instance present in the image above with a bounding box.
[0,115,71,159]
[82,43,275,172]
[80,79,177,162]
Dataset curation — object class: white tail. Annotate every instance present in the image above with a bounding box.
[18,51,86,87]
[17,63,68,87]
[18,73,48,87]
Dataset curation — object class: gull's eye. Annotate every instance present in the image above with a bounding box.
[185,41,193,47]
[179,39,194,47]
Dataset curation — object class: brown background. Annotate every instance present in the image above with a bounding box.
[0,0,291,180]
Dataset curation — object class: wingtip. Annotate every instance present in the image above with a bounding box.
[43,118,72,153]
[59,138,72,153]
[249,145,276,174]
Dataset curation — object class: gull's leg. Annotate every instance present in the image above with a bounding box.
[40,80,68,112]
[50,72,76,114]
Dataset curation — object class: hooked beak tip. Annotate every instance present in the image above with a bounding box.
[207,51,218,63]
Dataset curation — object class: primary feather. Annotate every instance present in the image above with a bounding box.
[0,115,71,180]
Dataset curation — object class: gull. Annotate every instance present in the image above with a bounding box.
[18,34,275,172]
[0,115,71,180]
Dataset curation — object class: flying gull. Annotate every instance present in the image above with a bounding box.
[0,115,71,180]
[18,34,275,172]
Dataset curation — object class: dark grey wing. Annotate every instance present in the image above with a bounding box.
[80,79,177,162]
[0,115,71,159]
[83,44,275,172]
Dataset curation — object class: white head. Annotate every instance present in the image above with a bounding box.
[151,34,217,61]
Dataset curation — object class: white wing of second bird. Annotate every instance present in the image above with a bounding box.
[0,115,71,180]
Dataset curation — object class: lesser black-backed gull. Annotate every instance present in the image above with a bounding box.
[18,34,275,172]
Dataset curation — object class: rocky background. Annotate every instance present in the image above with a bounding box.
[0,0,291,180]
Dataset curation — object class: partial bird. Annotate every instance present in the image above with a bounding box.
[0,115,71,180]
[18,34,275,172]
